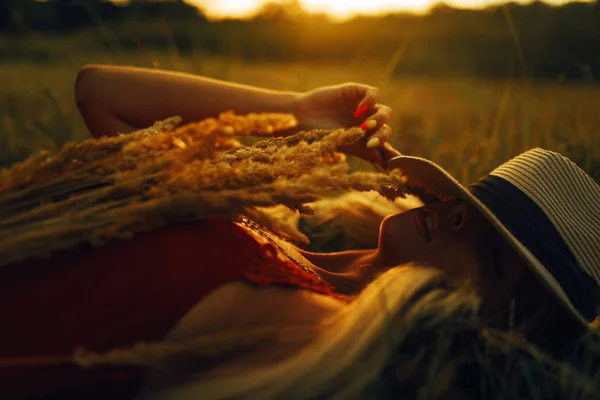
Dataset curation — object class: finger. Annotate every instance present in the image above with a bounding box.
[374,124,393,144]
[338,143,384,167]
[353,86,380,118]
[371,143,401,173]
[364,124,392,150]
[370,104,393,125]
[363,148,384,167]
[382,142,402,164]
[359,104,392,131]
[365,103,392,123]
[360,104,393,142]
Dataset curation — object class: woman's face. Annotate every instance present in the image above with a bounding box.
[378,199,524,314]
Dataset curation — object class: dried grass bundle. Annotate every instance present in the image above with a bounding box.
[0,112,406,268]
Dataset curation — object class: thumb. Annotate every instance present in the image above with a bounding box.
[382,142,402,159]
[381,143,402,170]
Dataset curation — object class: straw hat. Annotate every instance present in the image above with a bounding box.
[387,148,600,326]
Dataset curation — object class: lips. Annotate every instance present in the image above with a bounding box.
[414,208,438,243]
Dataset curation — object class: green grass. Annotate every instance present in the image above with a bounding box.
[1,34,599,185]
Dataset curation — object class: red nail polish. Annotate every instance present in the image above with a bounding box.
[354,104,368,118]
[360,119,376,131]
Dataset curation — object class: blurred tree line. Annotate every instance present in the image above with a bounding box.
[0,0,204,31]
[2,0,600,81]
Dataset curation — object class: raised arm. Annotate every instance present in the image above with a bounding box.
[74,64,398,166]
[75,64,298,139]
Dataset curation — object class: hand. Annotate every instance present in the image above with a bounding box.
[291,83,398,168]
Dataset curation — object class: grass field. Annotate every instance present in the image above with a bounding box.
[2,31,600,399]
[1,45,599,185]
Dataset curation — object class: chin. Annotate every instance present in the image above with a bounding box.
[377,213,411,267]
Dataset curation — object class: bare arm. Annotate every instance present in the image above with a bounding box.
[74,64,400,166]
[75,64,299,138]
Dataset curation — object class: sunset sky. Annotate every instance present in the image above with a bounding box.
[107,0,587,19]
[187,0,580,19]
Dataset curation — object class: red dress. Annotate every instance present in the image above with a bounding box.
[0,218,341,399]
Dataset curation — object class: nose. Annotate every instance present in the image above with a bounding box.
[450,201,470,232]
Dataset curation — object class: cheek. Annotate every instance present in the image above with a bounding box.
[380,213,407,238]
[379,213,421,264]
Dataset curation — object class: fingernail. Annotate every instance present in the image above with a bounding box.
[366,137,380,148]
[360,119,377,131]
[354,104,369,118]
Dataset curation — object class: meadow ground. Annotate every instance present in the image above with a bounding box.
[1,48,599,185]
[2,36,600,399]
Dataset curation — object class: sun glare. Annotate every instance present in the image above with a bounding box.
[196,0,262,19]
[192,0,435,19]
[300,0,432,17]
[185,0,575,20]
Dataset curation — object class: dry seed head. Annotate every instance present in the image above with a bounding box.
[0,113,406,268]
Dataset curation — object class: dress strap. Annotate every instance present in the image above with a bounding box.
[244,242,346,301]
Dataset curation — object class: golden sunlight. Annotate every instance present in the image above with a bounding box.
[190,0,575,20]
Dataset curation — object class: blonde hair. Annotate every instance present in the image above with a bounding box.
[252,191,423,250]
[140,266,481,400]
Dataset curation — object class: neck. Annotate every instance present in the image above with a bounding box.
[299,248,380,273]
[299,249,382,295]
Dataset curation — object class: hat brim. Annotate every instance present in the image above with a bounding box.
[387,155,589,327]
